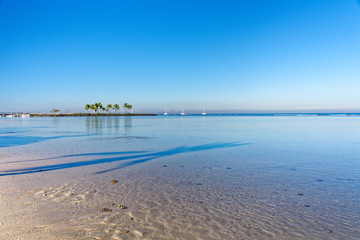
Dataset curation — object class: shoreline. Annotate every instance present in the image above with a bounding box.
[30,113,157,117]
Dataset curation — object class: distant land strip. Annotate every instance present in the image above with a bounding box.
[30,113,157,117]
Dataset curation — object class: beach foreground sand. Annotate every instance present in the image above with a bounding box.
[1,147,359,240]
[1,151,249,240]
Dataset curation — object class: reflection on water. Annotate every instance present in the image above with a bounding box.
[52,117,60,128]
[85,116,132,134]
[114,117,120,129]
[124,117,132,132]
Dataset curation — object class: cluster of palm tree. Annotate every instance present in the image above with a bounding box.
[84,102,132,113]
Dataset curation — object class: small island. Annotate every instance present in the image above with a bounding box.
[30,113,157,117]
[3,102,157,117]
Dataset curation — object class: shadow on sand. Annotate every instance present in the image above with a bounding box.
[1,151,148,164]
[0,142,250,176]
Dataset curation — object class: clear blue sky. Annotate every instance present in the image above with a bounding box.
[1,0,360,113]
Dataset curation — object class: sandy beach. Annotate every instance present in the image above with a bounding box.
[1,151,359,240]
[1,150,255,240]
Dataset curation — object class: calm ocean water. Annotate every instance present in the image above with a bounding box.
[1,115,359,239]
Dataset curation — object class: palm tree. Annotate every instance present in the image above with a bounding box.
[84,104,91,113]
[51,109,60,114]
[106,104,112,113]
[123,103,129,112]
[113,104,120,113]
[91,104,96,113]
[94,102,103,113]
[123,103,133,113]
[98,103,104,113]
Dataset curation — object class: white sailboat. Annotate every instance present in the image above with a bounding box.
[164,108,168,116]
[180,108,185,115]
[201,107,206,115]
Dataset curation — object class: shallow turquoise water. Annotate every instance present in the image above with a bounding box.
[1,115,360,239]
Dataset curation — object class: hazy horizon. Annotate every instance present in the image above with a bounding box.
[2,108,360,115]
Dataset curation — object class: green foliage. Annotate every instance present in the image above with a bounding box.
[123,103,133,112]
[85,102,128,114]
[94,102,103,113]
[114,104,120,112]
[90,104,96,113]
[106,104,113,113]
[84,104,91,112]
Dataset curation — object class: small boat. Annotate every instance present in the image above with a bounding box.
[164,108,168,116]
[21,113,30,118]
[180,108,185,115]
[201,107,206,115]
[6,114,14,118]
